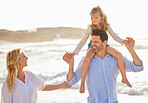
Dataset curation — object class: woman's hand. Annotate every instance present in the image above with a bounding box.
[61,81,72,88]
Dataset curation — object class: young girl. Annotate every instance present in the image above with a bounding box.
[73,6,132,93]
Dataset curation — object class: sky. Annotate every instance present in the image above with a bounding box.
[0,0,148,36]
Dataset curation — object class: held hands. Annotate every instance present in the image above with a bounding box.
[63,52,74,66]
[61,81,72,88]
[123,37,135,52]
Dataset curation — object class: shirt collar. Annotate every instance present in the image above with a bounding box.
[94,53,110,60]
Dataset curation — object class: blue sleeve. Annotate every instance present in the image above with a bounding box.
[66,57,84,86]
[123,56,144,72]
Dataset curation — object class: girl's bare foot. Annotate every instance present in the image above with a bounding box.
[122,78,132,87]
[79,83,85,93]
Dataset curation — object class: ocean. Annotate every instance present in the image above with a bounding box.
[0,33,148,102]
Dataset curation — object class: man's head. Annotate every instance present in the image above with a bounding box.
[91,29,108,52]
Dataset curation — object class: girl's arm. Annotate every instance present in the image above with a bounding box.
[73,26,92,55]
[108,26,124,44]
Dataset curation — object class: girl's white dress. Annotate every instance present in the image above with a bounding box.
[1,71,45,103]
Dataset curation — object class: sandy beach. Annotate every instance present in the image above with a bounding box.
[37,89,148,103]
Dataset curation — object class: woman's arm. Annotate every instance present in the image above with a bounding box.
[108,26,124,44]
[42,81,71,91]
[73,26,92,55]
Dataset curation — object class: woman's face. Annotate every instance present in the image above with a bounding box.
[91,12,102,25]
[18,52,28,68]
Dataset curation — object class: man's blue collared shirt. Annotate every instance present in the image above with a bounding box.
[67,54,143,103]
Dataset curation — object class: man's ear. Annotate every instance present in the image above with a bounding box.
[103,40,107,46]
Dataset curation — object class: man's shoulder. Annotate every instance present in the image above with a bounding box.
[108,54,129,62]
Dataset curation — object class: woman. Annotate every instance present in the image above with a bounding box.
[1,48,71,103]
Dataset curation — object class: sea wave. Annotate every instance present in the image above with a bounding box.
[117,81,148,96]
[134,45,148,49]
[38,71,67,82]
[69,81,148,96]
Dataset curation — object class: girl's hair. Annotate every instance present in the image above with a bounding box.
[90,5,110,32]
[6,48,22,92]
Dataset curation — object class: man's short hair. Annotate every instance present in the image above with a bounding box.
[91,29,108,42]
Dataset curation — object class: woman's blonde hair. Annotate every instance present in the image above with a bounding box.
[6,48,22,92]
[90,5,110,32]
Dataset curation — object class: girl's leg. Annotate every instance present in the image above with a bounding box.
[80,48,95,93]
[107,46,132,87]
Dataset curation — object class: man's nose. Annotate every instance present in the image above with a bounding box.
[91,42,94,46]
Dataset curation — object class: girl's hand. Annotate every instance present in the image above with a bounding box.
[72,53,76,56]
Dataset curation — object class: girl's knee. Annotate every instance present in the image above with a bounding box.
[84,49,95,63]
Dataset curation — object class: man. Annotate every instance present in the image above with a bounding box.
[63,29,143,103]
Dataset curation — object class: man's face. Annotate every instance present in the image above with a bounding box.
[91,35,104,52]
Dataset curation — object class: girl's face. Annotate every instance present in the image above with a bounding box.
[91,12,102,26]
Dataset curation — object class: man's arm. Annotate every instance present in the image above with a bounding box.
[63,52,83,85]
[63,52,74,81]
[123,37,142,66]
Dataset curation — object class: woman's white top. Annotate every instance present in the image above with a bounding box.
[73,26,124,55]
[1,71,45,103]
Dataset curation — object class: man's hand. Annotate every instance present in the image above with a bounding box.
[123,37,135,52]
[63,52,75,81]
[123,37,142,66]
[61,81,72,88]
[63,52,74,66]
